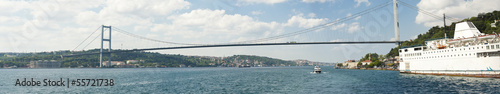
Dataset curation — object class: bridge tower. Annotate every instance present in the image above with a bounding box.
[100,25,112,68]
[393,0,399,46]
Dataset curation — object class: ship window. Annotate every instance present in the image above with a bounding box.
[490,52,499,56]
[467,22,476,28]
[414,48,422,51]
[497,45,499,49]
[487,46,490,49]
[491,45,494,49]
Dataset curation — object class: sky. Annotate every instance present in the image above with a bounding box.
[1,0,500,63]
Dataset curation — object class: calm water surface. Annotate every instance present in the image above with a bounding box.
[1,66,499,93]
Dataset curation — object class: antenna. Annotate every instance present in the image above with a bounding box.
[444,14,447,38]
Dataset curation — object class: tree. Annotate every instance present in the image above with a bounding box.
[336,63,343,67]
[365,60,383,68]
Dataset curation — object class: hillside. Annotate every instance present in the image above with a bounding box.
[0,49,314,68]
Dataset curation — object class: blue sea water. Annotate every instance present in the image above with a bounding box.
[0,66,499,93]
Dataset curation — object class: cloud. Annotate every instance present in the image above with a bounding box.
[104,0,190,18]
[416,0,500,27]
[0,0,30,15]
[150,9,332,44]
[0,0,193,52]
[354,0,371,7]
[330,23,346,31]
[347,22,363,33]
[251,11,263,15]
[301,0,335,3]
[354,16,361,20]
[0,16,25,25]
[308,13,316,18]
[151,9,283,43]
[346,13,362,20]
[238,0,287,5]
[329,21,363,33]
[284,14,328,28]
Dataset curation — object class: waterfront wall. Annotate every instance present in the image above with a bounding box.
[29,60,61,68]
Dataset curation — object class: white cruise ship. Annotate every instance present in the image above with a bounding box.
[399,21,500,75]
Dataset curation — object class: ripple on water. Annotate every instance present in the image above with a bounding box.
[0,67,499,93]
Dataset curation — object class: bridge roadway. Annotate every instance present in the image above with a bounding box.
[63,41,401,57]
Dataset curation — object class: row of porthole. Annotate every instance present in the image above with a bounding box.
[403,44,500,57]
[404,53,476,60]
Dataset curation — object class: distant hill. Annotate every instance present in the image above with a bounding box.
[0,49,326,68]
[386,10,500,58]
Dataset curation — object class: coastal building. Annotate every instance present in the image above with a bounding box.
[361,60,371,65]
[126,60,138,64]
[126,60,144,64]
[343,60,358,68]
[102,61,125,66]
[384,56,399,67]
[29,60,61,68]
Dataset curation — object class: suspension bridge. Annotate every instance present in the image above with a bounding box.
[64,0,461,67]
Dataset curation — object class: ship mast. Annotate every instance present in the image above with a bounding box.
[444,14,447,38]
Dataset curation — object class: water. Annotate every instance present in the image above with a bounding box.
[1,66,499,93]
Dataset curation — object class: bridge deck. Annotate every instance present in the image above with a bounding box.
[63,41,400,57]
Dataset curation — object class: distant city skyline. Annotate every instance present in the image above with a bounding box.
[1,0,499,62]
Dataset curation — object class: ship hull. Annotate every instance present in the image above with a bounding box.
[400,56,500,74]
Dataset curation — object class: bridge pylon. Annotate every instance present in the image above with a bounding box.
[393,0,400,47]
[100,25,112,68]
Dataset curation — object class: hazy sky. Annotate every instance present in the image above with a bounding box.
[1,0,499,62]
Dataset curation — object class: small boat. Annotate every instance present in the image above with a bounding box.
[238,65,251,68]
[313,66,321,73]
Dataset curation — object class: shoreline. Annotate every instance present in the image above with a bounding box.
[337,68,500,78]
